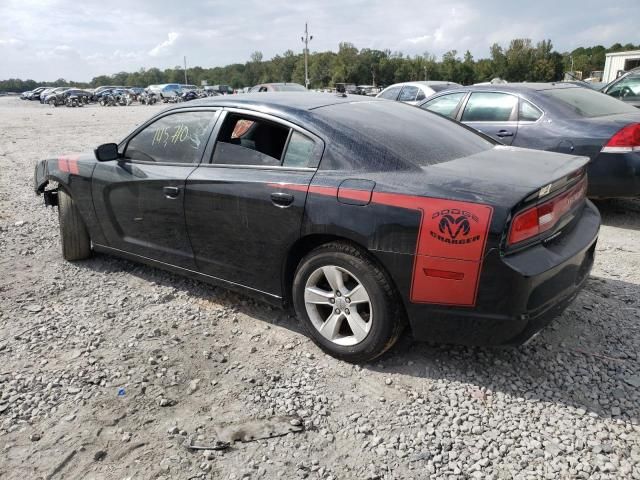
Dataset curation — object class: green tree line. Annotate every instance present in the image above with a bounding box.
[2,39,639,92]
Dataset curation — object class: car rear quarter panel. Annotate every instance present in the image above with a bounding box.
[300,168,515,316]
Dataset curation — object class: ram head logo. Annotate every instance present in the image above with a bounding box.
[438,214,471,240]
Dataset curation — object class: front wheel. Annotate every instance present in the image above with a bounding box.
[58,189,91,261]
[292,242,404,363]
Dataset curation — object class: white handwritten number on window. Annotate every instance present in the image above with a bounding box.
[152,124,190,148]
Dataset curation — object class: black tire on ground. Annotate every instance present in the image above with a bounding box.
[57,189,91,261]
[292,241,405,363]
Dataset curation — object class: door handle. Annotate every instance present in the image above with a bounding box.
[163,186,180,199]
[496,130,514,138]
[270,192,294,207]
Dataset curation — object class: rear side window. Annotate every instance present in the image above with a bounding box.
[545,87,637,117]
[282,131,316,168]
[461,92,518,122]
[213,114,289,166]
[125,111,214,164]
[398,86,419,102]
[378,86,401,100]
[421,92,466,118]
[519,100,543,122]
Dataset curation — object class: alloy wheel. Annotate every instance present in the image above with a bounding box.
[304,265,373,346]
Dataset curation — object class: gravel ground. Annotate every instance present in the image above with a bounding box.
[0,96,639,480]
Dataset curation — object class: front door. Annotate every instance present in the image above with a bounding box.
[185,110,323,296]
[92,109,218,268]
[460,91,519,145]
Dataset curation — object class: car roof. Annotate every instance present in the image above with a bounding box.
[166,92,370,113]
[384,81,459,89]
[453,82,581,92]
[254,82,304,87]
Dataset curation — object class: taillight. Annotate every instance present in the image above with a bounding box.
[508,176,587,246]
[601,123,640,153]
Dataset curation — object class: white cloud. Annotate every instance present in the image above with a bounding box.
[405,35,432,45]
[149,32,180,57]
[0,37,20,45]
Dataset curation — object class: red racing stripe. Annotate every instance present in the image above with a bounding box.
[272,184,493,306]
[57,154,80,174]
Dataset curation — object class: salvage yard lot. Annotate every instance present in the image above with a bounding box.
[0,97,639,479]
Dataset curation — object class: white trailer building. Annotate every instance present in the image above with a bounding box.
[603,50,640,83]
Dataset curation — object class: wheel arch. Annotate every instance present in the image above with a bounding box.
[282,234,407,320]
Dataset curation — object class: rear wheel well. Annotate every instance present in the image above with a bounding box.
[282,234,405,314]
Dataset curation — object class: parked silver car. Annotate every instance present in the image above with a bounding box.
[376,81,460,105]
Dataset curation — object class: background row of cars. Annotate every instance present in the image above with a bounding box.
[376,67,640,108]
[17,72,640,199]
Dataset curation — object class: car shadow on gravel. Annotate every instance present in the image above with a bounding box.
[77,252,305,335]
[368,275,640,422]
[593,198,640,230]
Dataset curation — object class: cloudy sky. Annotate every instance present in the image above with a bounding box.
[1,0,638,81]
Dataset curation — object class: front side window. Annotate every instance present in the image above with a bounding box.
[606,75,640,99]
[378,86,402,100]
[212,114,290,166]
[421,92,467,118]
[461,92,518,122]
[519,100,543,122]
[398,86,419,102]
[125,111,214,164]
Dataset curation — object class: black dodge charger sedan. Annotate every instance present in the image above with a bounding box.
[35,93,600,362]
[419,83,640,198]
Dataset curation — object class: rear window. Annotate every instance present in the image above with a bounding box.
[273,84,307,92]
[430,83,460,93]
[315,101,494,167]
[544,87,637,117]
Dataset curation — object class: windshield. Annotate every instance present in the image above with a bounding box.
[544,87,637,117]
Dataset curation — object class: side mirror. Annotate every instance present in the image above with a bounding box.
[94,143,119,162]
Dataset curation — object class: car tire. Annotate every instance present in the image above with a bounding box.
[58,189,91,261]
[293,241,404,363]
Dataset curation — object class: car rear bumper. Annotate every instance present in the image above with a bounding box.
[405,200,600,346]
[587,151,640,198]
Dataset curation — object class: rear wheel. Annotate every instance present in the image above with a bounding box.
[293,242,404,363]
[58,189,91,261]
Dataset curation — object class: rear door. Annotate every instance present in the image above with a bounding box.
[92,109,218,268]
[184,109,324,296]
[459,91,519,144]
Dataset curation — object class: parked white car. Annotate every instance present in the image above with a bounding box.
[376,81,460,105]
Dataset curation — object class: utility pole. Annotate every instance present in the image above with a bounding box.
[424,65,428,81]
[301,22,313,89]
[184,56,188,84]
